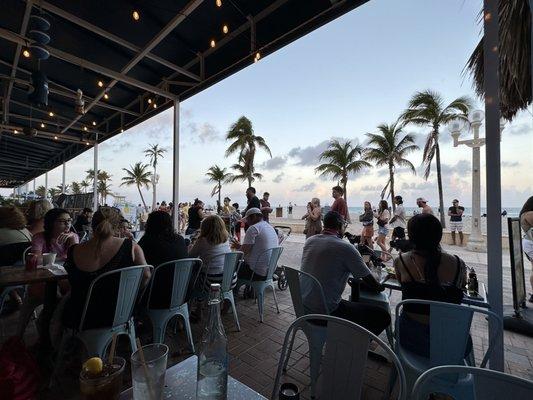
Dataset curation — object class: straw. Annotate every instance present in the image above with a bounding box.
[107,333,117,365]
[135,338,155,400]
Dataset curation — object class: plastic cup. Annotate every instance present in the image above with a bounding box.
[131,344,168,400]
[79,357,125,400]
[25,253,38,271]
[42,252,57,266]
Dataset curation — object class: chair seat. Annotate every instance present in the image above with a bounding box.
[397,344,468,372]
[358,289,390,309]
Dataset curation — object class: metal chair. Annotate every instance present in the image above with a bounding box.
[145,258,202,352]
[412,365,533,400]
[283,266,329,398]
[219,251,243,331]
[0,244,30,316]
[393,299,503,395]
[236,247,283,322]
[272,315,407,400]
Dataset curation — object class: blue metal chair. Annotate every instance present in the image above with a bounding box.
[236,247,283,322]
[412,365,533,400]
[393,299,503,395]
[0,244,30,315]
[272,315,407,400]
[145,258,202,352]
[220,252,243,331]
[283,266,329,398]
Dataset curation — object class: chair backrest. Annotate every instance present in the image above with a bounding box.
[80,265,148,331]
[284,266,329,317]
[262,246,283,280]
[395,299,503,367]
[272,314,407,400]
[148,258,202,309]
[0,242,31,265]
[221,252,243,292]
[412,365,533,400]
[22,245,31,263]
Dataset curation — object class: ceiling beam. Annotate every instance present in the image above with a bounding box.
[0,124,95,145]
[6,112,96,134]
[31,0,201,82]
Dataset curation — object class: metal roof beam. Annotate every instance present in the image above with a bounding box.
[31,0,201,82]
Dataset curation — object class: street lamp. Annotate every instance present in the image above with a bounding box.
[449,110,505,252]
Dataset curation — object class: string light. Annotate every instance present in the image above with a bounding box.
[120,128,124,133]
[104,93,109,100]
[14,129,18,134]
[222,24,228,34]
[210,39,216,48]
[132,10,140,21]
[54,136,58,140]
[147,98,152,104]
[153,103,157,109]
[254,52,261,63]
[84,126,88,131]
[97,80,104,88]
[40,123,45,128]
[49,111,54,117]
[216,0,222,7]
[22,49,30,58]
[86,142,90,145]
[92,121,96,126]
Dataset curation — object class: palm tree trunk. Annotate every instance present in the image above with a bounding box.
[247,176,252,188]
[435,142,446,228]
[389,164,395,212]
[217,182,222,214]
[151,165,157,211]
[137,184,148,210]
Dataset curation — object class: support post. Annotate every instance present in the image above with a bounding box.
[172,100,180,229]
[33,178,35,194]
[93,134,99,210]
[62,161,66,194]
[483,0,504,371]
[44,171,48,199]
[466,122,485,251]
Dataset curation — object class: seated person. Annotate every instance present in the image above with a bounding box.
[189,215,234,291]
[31,208,79,261]
[62,207,150,330]
[301,211,390,336]
[232,208,278,281]
[138,210,188,308]
[0,206,32,247]
[73,207,93,237]
[393,213,467,358]
[26,199,53,235]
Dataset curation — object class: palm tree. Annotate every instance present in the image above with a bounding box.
[97,180,113,205]
[225,116,271,187]
[86,169,112,185]
[80,180,90,193]
[365,122,419,210]
[315,139,371,205]
[206,165,233,213]
[230,150,263,187]
[466,0,531,121]
[401,90,471,227]
[121,162,152,210]
[56,184,69,194]
[144,144,166,211]
[35,185,46,198]
[48,187,60,199]
[71,181,82,194]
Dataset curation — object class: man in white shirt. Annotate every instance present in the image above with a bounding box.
[233,208,279,280]
[301,211,390,335]
[390,195,407,232]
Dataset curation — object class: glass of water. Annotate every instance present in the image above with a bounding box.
[131,343,169,400]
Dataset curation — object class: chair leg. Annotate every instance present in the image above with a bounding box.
[309,341,322,398]
[49,332,70,388]
[179,307,195,353]
[128,319,138,352]
[16,296,42,337]
[226,292,240,332]
[271,284,280,314]
[257,290,264,323]
[282,328,298,372]
[386,325,394,348]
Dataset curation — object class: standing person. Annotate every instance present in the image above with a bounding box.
[416,197,434,215]
[288,202,293,219]
[448,199,465,246]
[243,187,261,214]
[139,208,149,231]
[136,203,144,217]
[519,196,533,302]
[259,192,273,223]
[359,201,374,247]
[331,186,348,222]
[389,196,407,238]
[374,200,390,255]
[222,197,235,215]
[231,203,243,241]
[302,198,322,239]
[25,199,53,235]
[186,199,205,235]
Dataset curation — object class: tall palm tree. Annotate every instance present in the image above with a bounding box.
[35,185,46,198]
[401,90,471,227]
[97,181,113,205]
[225,116,271,187]
[85,169,112,185]
[144,144,166,210]
[206,165,233,213]
[48,187,60,199]
[71,181,82,194]
[230,150,263,187]
[80,180,90,193]
[315,139,371,205]
[121,162,152,210]
[365,122,419,210]
[56,184,69,194]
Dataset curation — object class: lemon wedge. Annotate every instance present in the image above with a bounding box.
[83,357,103,374]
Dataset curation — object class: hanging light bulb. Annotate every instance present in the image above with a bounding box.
[54,136,58,140]
[49,111,54,117]
[14,129,19,134]
[22,48,30,58]
[83,126,88,131]
[40,122,45,128]
[216,0,222,7]
[132,10,140,21]
[153,103,157,109]
[104,93,109,100]
[210,39,216,48]
[97,80,104,88]
[86,141,90,145]
[255,52,261,61]
[222,24,229,34]
[147,98,152,104]
[120,128,124,133]
[92,121,96,126]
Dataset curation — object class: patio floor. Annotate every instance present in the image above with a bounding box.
[0,234,532,399]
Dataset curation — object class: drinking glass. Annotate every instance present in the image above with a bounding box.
[42,252,57,266]
[131,343,168,400]
[79,357,125,400]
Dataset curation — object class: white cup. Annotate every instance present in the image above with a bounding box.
[42,253,57,266]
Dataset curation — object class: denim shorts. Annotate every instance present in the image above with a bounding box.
[378,226,389,236]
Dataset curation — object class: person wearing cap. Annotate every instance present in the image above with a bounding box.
[416,197,434,215]
[300,211,390,336]
[448,199,465,246]
[232,207,278,280]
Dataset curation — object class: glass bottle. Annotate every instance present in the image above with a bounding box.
[196,284,228,399]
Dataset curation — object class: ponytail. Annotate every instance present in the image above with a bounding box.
[91,207,122,253]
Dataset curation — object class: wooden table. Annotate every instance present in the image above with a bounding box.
[120,355,266,399]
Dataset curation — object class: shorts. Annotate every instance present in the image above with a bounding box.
[378,226,389,236]
[523,238,533,262]
[361,225,374,237]
[450,221,463,232]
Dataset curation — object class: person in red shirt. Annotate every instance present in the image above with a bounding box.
[331,185,348,222]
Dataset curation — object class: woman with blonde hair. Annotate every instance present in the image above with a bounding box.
[26,199,53,235]
[62,207,150,329]
[302,198,322,238]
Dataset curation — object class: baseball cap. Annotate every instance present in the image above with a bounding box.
[417,197,427,203]
[244,207,262,218]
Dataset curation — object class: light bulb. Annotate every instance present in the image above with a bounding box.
[92,121,96,126]
[210,39,216,48]
[153,103,157,109]
[54,136,58,140]
[132,10,140,21]
[14,129,18,134]
[216,0,222,7]
[121,128,124,133]
[255,52,261,60]
[104,93,109,100]
[49,111,54,117]
[84,126,88,131]
[97,80,104,88]
[86,142,90,145]
[147,98,152,104]
[222,25,228,34]
[22,49,30,58]
[40,123,45,128]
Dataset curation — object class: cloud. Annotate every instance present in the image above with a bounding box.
[261,156,287,170]
[439,160,471,175]
[501,161,520,168]
[187,122,221,143]
[288,136,362,167]
[295,182,316,192]
[401,181,434,191]
[272,173,284,183]
[361,185,382,191]
[508,123,531,136]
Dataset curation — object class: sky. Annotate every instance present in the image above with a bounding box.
[6,0,533,209]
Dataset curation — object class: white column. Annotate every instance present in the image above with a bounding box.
[93,134,99,210]
[44,172,48,199]
[33,178,35,194]
[466,122,485,251]
[25,181,29,201]
[172,100,180,229]
[62,161,66,194]
[483,0,504,371]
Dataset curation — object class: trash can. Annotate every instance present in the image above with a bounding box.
[276,207,283,218]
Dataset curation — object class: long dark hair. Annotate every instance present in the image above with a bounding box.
[520,196,533,217]
[407,213,443,284]
[379,200,388,213]
[43,208,69,248]
[144,211,179,242]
